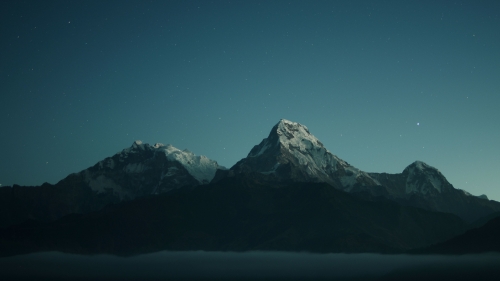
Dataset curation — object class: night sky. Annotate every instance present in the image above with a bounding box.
[1,1,499,200]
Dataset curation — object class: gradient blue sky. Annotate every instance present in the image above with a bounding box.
[1,0,499,200]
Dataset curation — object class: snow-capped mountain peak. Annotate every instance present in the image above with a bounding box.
[408,161,433,171]
[78,141,224,200]
[248,119,325,158]
[403,161,452,194]
[275,119,326,152]
[232,119,380,191]
[117,142,221,184]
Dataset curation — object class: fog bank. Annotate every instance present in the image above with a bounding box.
[1,251,499,281]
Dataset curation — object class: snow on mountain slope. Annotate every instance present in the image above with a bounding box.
[162,144,221,184]
[403,161,452,195]
[275,119,381,190]
[79,141,224,199]
[224,119,500,222]
[231,119,488,199]
[232,119,381,191]
[117,141,222,184]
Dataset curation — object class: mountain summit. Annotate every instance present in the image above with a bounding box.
[230,119,380,191]
[402,161,454,195]
[78,141,224,199]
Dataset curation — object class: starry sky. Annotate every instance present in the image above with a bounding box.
[1,0,499,200]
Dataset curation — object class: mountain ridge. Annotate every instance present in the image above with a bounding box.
[1,119,499,227]
[216,119,500,222]
[0,141,225,227]
[1,118,500,256]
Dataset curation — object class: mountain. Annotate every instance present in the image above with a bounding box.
[370,162,500,222]
[0,141,224,227]
[0,176,466,256]
[215,119,500,222]
[2,118,499,256]
[3,119,495,228]
[415,216,500,254]
[216,119,382,193]
[73,140,224,199]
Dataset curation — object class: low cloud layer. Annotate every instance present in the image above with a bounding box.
[1,251,500,281]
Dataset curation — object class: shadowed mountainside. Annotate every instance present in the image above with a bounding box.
[414,216,500,255]
[0,174,466,257]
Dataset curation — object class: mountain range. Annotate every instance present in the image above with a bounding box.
[1,119,499,255]
[217,119,499,222]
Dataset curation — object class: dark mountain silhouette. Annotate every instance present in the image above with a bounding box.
[0,174,466,256]
[415,216,500,255]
